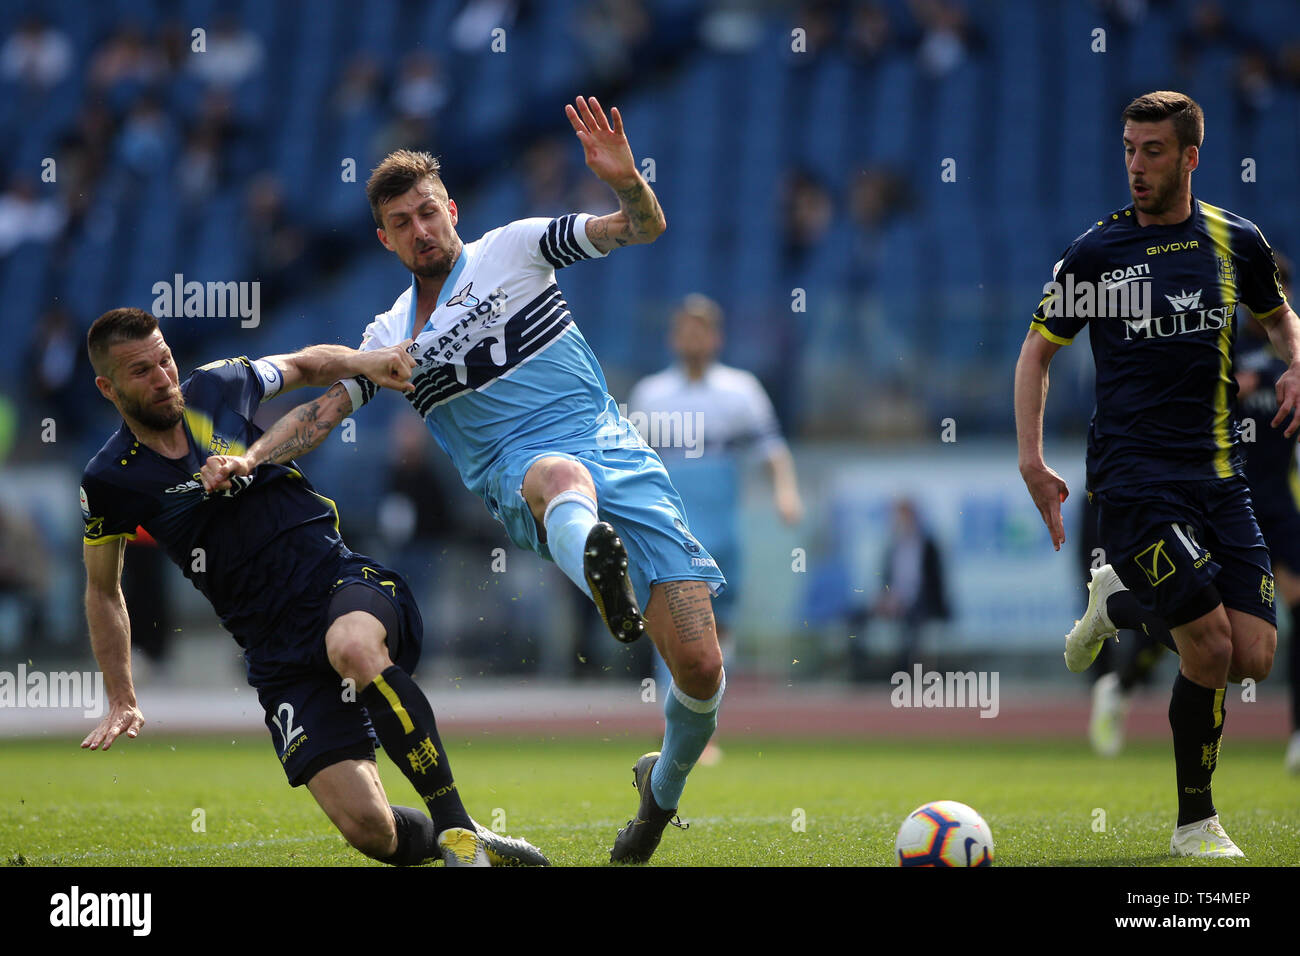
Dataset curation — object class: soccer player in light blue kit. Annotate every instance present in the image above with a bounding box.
[205,96,725,863]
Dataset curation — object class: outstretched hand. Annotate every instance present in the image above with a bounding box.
[1021,462,1070,551]
[1272,364,1300,438]
[565,96,638,188]
[82,699,144,751]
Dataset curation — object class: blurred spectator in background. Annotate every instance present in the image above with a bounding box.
[1234,47,1276,114]
[116,96,176,180]
[629,293,803,648]
[847,497,949,680]
[452,0,526,53]
[88,24,166,108]
[243,172,311,309]
[780,169,832,275]
[522,136,577,218]
[333,53,384,118]
[0,500,50,652]
[188,15,264,90]
[0,174,65,257]
[377,415,458,611]
[910,0,983,77]
[26,306,91,446]
[847,1,896,67]
[0,15,72,90]
[392,52,449,120]
[1176,0,1251,76]
[121,527,175,669]
[578,0,650,82]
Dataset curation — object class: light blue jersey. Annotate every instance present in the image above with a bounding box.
[343,214,725,605]
[344,214,644,497]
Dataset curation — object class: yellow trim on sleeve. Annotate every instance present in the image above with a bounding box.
[1030,320,1074,346]
[1252,300,1288,321]
[84,531,138,546]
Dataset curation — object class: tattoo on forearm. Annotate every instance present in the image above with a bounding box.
[614,180,663,242]
[257,384,345,463]
[661,581,716,645]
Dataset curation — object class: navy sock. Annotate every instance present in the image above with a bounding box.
[380,805,440,866]
[359,666,473,834]
[1106,591,1177,652]
[1169,671,1225,827]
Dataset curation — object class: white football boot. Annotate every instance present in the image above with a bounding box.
[1285,731,1300,774]
[1088,672,1128,757]
[1170,815,1245,859]
[1065,565,1124,673]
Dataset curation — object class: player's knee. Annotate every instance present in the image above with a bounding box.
[540,458,595,501]
[326,624,390,686]
[1233,643,1275,682]
[337,805,397,859]
[672,647,723,698]
[1184,628,1233,677]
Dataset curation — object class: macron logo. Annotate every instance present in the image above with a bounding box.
[1165,289,1202,311]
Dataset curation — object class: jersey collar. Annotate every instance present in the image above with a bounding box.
[406,244,470,336]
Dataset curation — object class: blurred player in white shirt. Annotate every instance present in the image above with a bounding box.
[629,295,803,749]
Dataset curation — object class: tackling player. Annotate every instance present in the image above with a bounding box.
[81,307,547,867]
[203,96,725,864]
[1015,91,1298,857]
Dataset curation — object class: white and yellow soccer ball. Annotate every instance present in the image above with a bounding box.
[895,800,994,867]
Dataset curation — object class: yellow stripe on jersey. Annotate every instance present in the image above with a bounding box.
[182,408,248,459]
[1289,456,1300,514]
[1030,320,1074,346]
[282,465,342,532]
[1198,201,1237,478]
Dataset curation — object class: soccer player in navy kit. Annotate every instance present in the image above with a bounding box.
[1234,253,1300,771]
[80,308,546,866]
[1015,91,1299,857]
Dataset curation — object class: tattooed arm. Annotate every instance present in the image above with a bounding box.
[199,383,352,492]
[565,95,666,253]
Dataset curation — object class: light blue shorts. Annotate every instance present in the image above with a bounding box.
[483,444,727,609]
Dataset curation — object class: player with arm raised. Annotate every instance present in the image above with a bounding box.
[81,307,546,867]
[1015,91,1299,858]
[205,96,725,864]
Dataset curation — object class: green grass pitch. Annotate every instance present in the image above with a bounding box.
[1,735,1296,866]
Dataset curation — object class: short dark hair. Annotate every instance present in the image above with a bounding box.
[1122,91,1204,151]
[366,149,446,227]
[87,307,159,378]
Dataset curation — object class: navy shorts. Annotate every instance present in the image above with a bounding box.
[1092,476,1276,628]
[1250,479,1300,572]
[243,549,424,787]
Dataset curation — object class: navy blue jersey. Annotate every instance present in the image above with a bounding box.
[1236,337,1300,510]
[1031,198,1288,492]
[81,357,344,645]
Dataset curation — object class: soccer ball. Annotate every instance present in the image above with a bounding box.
[895,800,994,867]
